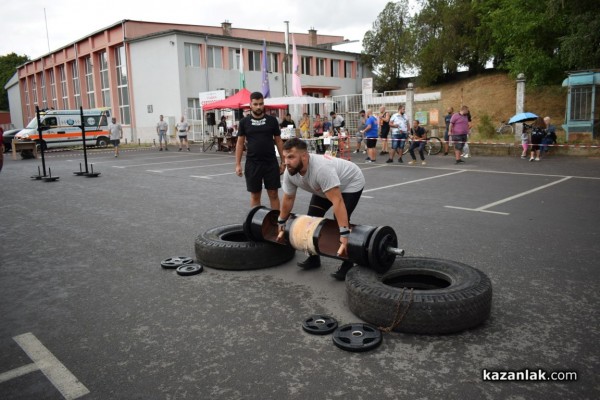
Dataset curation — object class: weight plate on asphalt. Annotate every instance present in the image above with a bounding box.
[302,315,338,335]
[176,263,203,276]
[161,256,194,269]
[332,323,382,352]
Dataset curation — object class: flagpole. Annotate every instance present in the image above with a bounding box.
[283,21,289,96]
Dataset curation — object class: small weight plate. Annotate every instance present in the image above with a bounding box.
[161,256,194,269]
[302,315,338,335]
[332,323,383,352]
[176,263,203,276]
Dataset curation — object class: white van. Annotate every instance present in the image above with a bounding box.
[15,108,112,150]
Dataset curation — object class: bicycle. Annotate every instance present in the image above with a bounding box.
[496,120,514,135]
[401,136,442,156]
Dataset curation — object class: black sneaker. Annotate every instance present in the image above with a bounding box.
[331,261,353,281]
[379,151,386,155]
[398,158,403,163]
[297,255,321,269]
[386,158,393,163]
[455,159,465,164]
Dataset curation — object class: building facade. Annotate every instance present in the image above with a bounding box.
[10,20,371,141]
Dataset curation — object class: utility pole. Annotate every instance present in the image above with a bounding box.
[283,21,289,96]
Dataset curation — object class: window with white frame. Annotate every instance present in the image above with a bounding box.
[40,72,47,109]
[115,46,130,124]
[207,46,223,68]
[268,52,278,73]
[59,65,68,109]
[229,48,241,70]
[316,58,326,76]
[344,61,353,78]
[31,75,38,106]
[23,79,30,119]
[187,98,201,120]
[85,56,95,108]
[72,61,81,108]
[99,51,111,107]
[301,56,312,75]
[248,50,261,71]
[49,69,58,109]
[184,43,200,67]
[330,60,340,77]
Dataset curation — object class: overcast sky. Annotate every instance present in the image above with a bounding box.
[0,0,419,60]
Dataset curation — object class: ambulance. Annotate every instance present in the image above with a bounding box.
[15,108,112,150]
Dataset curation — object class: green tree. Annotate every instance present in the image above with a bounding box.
[362,1,414,91]
[0,53,29,111]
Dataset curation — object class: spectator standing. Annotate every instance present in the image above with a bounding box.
[354,110,367,153]
[299,113,310,139]
[176,116,190,151]
[156,115,169,151]
[541,116,557,157]
[313,114,323,137]
[330,111,345,135]
[378,106,390,155]
[462,111,472,158]
[218,115,228,135]
[235,91,285,209]
[408,120,427,165]
[386,105,409,163]
[277,138,365,280]
[449,105,470,164]
[322,116,332,134]
[360,109,378,163]
[529,117,547,161]
[280,113,296,129]
[443,107,453,155]
[108,117,123,158]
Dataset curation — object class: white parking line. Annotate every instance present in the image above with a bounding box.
[13,332,90,400]
[0,363,38,383]
[112,157,213,168]
[363,170,466,193]
[147,161,235,173]
[444,176,573,215]
[191,171,237,179]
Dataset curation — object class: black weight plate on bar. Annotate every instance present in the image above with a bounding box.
[302,315,338,335]
[367,226,397,274]
[332,323,383,352]
[176,263,203,276]
[161,256,193,269]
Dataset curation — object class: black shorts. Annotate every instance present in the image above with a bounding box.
[244,159,281,193]
[380,126,390,139]
[307,189,364,221]
[111,139,120,147]
[365,138,378,148]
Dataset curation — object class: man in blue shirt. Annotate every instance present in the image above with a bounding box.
[358,109,379,163]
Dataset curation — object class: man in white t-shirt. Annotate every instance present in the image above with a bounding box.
[176,116,190,151]
[276,138,365,280]
[107,117,123,158]
[156,115,169,151]
[386,104,409,163]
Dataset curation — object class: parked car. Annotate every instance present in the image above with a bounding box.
[2,129,21,153]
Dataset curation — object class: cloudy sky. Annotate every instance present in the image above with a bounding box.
[1,0,419,59]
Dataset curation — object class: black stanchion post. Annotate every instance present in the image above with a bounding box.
[35,106,48,177]
[80,107,90,173]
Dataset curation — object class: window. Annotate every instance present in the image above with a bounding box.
[40,72,47,109]
[229,48,241,70]
[316,58,326,76]
[184,43,200,67]
[344,61,353,78]
[301,56,312,75]
[85,56,95,108]
[49,69,58,109]
[570,86,593,121]
[268,52,279,73]
[330,60,340,77]
[59,65,68,108]
[248,50,261,71]
[187,98,201,120]
[207,46,223,68]
[23,79,30,118]
[31,75,37,106]
[99,51,111,107]
[72,61,81,108]
[115,46,130,124]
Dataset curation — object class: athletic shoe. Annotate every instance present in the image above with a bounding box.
[535,157,540,161]
[365,157,371,161]
[398,158,403,163]
[455,159,465,164]
[165,147,168,151]
[366,160,375,163]
[408,160,416,165]
[297,255,321,269]
[179,148,182,151]
[353,149,359,153]
[462,154,469,158]
[331,261,353,281]
[188,148,191,151]
[421,161,427,165]
[521,155,527,159]
[386,159,393,163]
[159,148,163,151]
[529,157,534,162]
[362,150,367,154]
[443,152,448,156]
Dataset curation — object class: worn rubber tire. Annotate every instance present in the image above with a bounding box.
[346,257,492,334]
[195,224,295,270]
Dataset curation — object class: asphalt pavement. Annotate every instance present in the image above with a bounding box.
[1,145,598,399]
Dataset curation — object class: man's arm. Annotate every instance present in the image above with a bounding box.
[276,192,296,242]
[274,136,285,174]
[235,135,245,176]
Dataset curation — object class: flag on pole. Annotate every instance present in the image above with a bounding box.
[261,40,270,98]
[291,34,303,97]
[239,45,246,89]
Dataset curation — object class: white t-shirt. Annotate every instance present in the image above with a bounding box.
[176,121,189,135]
[157,120,168,133]
[108,123,122,140]
[282,153,365,198]
[390,113,409,133]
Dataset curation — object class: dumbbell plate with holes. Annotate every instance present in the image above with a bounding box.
[161,256,194,269]
[302,315,338,335]
[176,263,203,276]
[332,323,382,352]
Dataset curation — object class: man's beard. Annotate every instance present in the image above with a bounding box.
[252,108,264,118]
[287,159,304,176]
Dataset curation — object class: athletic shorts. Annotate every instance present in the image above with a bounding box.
[307,189,364,220]
[178,135,188,140]
[451,134,467,151]
[391,132,407,150]
[365,138,378,148]
[111,139,120,147]
[244,159,281,193]
[380,127,390,139]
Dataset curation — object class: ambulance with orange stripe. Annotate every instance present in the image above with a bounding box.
[15,108,112,150]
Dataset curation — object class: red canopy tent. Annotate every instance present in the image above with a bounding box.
[202,88,285,110]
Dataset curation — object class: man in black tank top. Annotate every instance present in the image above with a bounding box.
[379,106,390,155]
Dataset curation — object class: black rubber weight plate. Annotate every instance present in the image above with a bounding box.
[194,224,295,270]
[302,315,338,335]
[161,256,194,269]
[176,263,203,276]
[332,323,382,352]
[345,257,493,334]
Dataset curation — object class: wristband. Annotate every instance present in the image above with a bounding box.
[339,226,350,237]
[277,217,288,227]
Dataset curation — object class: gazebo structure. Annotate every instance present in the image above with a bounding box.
[562,70,600,141]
